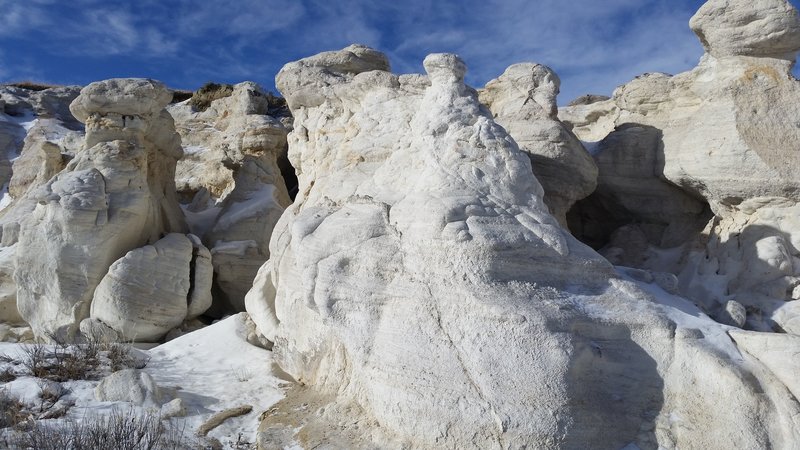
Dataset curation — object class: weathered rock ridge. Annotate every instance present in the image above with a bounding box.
[561,0,800,334]
[168,82,292,314]
[248,44,800,449]
[479,63,597,226]
[13,79,192,340]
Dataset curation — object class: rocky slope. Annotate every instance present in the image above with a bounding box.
[0,0,799,447]
[246,43,800,449]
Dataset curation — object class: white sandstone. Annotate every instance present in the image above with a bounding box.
[14,78,187,340]
[90,233,212,342]
[247,45,800,449]
[480,63,597,225]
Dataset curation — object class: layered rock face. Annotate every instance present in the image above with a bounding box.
[0,86,83,191]
[560,0,800,332]
[169,82,292,313]
[0,86,84,329]
[89,233,212,342]
[250,45,800,449]
[479,63,597,226]
[14,79,189,340]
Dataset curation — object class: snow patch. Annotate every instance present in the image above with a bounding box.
[0,184,11,212]
[182,145,208,156]
[0,315,288,447]
[211,240,258,256]
[215,185,280,231]
[147,313,287,443]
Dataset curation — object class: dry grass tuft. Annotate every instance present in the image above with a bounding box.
[188,82,234,111]
[9,408,192,450]
[0,390,26,429]
[5,80,61,91]
[20,333,146,382]
[170,90,193,104]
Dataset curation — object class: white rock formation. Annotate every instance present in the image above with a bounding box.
[94,369,165,407]
[14,78,187,340]
[0,85,83,246]
[479,63,597,225]
[244,260,278,343]
[690,0,800,59]
[0,244,21,324]
[169,82,292,314]
[168,82,291,201]
[559,0,800,332]
[248,45,800,449]
[90,233,212,342]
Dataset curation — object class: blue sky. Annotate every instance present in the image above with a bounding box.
[1,0,798,103]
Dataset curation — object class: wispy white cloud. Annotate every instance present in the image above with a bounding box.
[0,0,53,36]
[0,50,7,80]
[173,0,306,37]
[1,0,796,102]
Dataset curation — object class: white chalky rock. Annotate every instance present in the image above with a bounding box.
[690,0,800,59]
[169,82,292,313]
[559,0,800,332]
[251,45,800,449]
[94,369,164,407]
[0,244,21,324]
[14,78,187,340]
[480,63,597,225]
[244,260,278,343]
[90,233,212,342]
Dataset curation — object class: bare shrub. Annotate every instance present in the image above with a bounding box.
[0,367,16,382]
[170,90,193,104]
[6,81,60,91]
[0,390,26,429]
[11,408,192,450]
[20,334,145,382]
[188,82,234,112]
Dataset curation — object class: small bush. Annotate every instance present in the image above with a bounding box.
[20,334,144,382]
[11,408,191,450]
[188,82,234,112]
[0,390,26,429]
[6,81,60,91]
[0,368,16,382]
[170,90,193,104]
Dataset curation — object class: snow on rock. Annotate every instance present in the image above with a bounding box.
[94,369,166,407]
[245,44,800,448]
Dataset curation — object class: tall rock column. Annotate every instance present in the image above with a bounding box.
[169,82,292,314]
[15,78,187,340]
[480,63,598,226]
